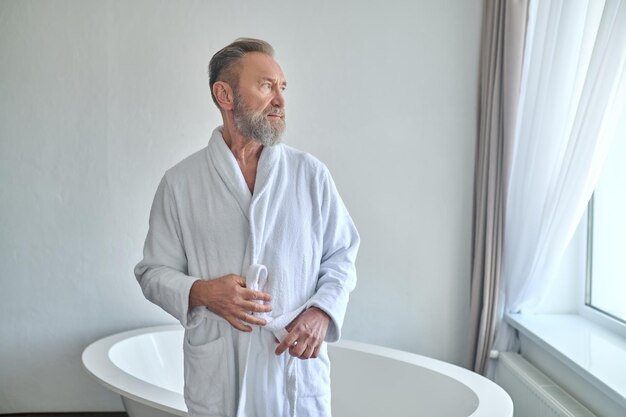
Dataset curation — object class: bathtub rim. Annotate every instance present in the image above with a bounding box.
[82,324,512,417]
[82,325,188,416]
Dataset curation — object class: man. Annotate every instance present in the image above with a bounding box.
[134,38,359,417]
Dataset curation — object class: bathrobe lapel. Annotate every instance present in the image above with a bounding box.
[207,130,252,221]
[206,128,282,268]
[248,139,281,263]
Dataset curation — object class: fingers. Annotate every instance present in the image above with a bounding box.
[275,331,298,355]
[241,300,272,314]
[311,345,321,359]
[225,308,269,331]
[225,316,252,333]
[228,275,272,303]
[274,308,331,359]
[225,312,266,332]
[302,344,316,360]
[284,340,317,360]
[275,330,319,359]
[205,275,272,332]
[242,287,272,303]
[289,341,306,358]
[289,338,316,360]
[237,311,268,327]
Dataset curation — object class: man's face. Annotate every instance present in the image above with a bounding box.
[232,52,287,146]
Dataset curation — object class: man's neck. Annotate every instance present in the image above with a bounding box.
[221,123,263,194]
[221,124,264,166]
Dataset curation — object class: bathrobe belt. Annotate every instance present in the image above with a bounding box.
[244,263,307,417]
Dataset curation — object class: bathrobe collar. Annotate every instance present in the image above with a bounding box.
[207,126,282,222]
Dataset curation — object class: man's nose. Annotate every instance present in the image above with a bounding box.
[271,88,285,108]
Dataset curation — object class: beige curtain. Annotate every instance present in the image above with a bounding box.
[469,0,528,375]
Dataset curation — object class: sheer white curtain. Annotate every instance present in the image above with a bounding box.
[490,0,626,368]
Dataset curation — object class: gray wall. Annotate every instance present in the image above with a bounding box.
[0,0,482,413]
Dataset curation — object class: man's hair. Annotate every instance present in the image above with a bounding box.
[208,38,275,107]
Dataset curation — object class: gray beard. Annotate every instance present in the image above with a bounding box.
[233,95,285,146]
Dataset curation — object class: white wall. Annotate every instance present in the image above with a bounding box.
[0,0,482,412]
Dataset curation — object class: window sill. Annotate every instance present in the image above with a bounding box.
[505,313,626,413]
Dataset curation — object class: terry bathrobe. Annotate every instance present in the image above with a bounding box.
[134,126,359,417]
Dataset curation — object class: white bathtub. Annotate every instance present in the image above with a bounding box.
[82,325,512,417]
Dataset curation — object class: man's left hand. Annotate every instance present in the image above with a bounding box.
[275,307,330,359]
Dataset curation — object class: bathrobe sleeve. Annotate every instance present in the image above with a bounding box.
[306,168,360,343]
[134,174,201,329]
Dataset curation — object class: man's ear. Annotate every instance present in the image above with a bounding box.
[213,81,234,111]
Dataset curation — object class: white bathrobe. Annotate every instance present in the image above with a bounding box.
[134,127,359,417]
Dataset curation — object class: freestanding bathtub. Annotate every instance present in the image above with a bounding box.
[82,325,512,417]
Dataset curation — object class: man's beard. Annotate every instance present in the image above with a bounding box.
[233,92,285,146]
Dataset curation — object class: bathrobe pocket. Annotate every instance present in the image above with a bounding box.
[183,335,234,417]
[297,343,331,397]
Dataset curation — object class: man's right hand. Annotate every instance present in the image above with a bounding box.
[188,275,272,332]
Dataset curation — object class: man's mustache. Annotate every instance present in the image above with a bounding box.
[265,107,285,117]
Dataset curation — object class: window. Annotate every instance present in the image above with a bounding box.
[586,106,626,325]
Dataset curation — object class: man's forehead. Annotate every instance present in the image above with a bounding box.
[239,52,286,82]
